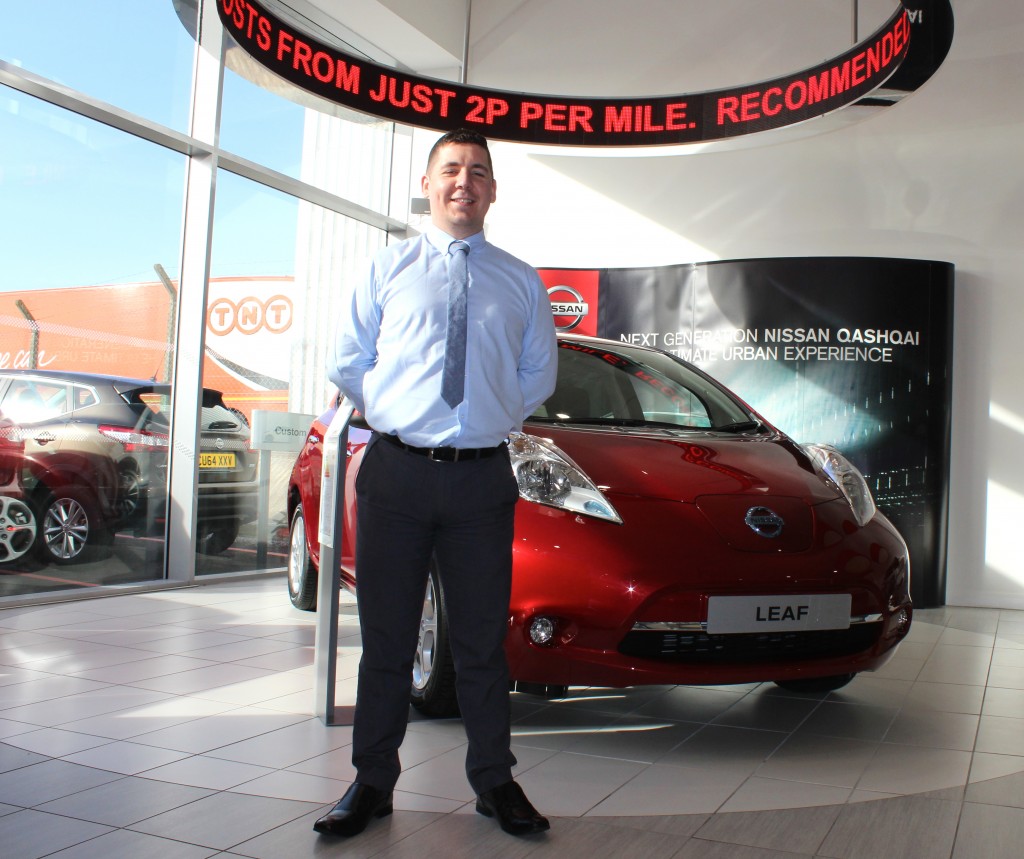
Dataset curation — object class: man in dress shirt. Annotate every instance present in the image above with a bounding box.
[314,129,557,839]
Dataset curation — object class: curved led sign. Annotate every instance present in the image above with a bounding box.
[218,0,913,147]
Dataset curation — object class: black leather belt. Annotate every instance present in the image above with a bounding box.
[376,432,505,462]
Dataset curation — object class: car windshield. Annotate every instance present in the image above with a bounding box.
[530,339,759,432]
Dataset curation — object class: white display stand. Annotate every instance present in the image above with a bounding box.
[312,400,355,726]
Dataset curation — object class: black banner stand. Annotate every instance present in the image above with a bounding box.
[313,399,356,726]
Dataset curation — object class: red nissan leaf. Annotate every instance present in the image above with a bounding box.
[286,334,912,716]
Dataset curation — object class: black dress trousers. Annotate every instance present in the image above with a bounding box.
[350,434,520,794]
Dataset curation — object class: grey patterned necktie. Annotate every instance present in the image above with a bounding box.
[441,240,469,408]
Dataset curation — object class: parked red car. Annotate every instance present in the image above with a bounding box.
[0,371,258,564]
[0,410,37,565]
[287,335,912,716]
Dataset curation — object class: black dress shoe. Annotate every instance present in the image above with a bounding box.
[313,783,393,837]
[476,780,550,835]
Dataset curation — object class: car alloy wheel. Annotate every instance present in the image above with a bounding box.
[410,563,459,718]
[287,503,318,611]
[39,488,102,564]
[0,496,37,563]
[116,467,143,520]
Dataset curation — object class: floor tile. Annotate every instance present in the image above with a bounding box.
[695,803,841,853]
[1,685,173,728]
[917,645,993,685]
[37,776,216,826]
[659,724,788,773]
[130,706,307,754]
[819,794,960,859]
[0,808,113,859]
[952,802,1024,859]
[904,680,985,715]
[756,733,878,787]
[792,700,898,741]
[140,754,276,790]
[855,744,971,794]
[507,750,648,817]
[883,708,979,751]
[64,740,192,774]
[975,714,1024,756]
[585,761,747,816]
[2,726,110,757]
[129,790,318,851]
[204,717,353,769]
[42,827,219,858]
[0,757,123,806]
[719,776,851,812]
[0,741,49,773]
[966,755,1024,808]
[0,581,1018,859]
[71,654,219,684]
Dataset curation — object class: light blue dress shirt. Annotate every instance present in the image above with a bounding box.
[329,225,558,449]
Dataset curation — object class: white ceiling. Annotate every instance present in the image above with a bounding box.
[268,0,903,95]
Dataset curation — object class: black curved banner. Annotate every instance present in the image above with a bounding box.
[217,0,917,147]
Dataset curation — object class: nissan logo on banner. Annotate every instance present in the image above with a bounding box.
[547,285,590,331]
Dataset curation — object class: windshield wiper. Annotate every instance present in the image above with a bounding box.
[534,416,707,430]
[714,420,763,433]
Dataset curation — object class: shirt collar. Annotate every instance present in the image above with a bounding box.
[425,224,486,255]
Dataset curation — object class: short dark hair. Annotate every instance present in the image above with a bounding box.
[426,128,493,174]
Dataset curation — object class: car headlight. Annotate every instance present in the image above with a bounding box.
[508,432,622,524]
[803,443,877,526]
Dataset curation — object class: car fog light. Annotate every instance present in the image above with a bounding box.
[529,616,556,646]
[893,607,910,631]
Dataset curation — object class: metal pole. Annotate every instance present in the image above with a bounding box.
[154,263,178,383]
[14,300,38,369]
[461,0,472,83]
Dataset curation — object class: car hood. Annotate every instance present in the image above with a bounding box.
[529,424,832,501]
[528,424,847,552]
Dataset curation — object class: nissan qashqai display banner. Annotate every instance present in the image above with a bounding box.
[539,258,954,607]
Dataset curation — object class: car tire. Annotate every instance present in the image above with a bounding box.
[0,496,37,564]
[116,467,144,521]
[410,563,459,718]
[36,486,111,565]
[287,503,318,611]
[196,519,240,555]
[774,672,856,693]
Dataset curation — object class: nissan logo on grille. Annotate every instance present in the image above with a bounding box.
[745,506,784,538]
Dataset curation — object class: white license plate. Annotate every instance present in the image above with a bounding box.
[706,594,852,634]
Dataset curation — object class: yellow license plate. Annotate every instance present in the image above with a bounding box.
[199,452,236,469]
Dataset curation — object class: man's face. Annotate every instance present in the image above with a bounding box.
[422,142,497,239]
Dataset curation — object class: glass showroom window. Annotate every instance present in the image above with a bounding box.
[0,91,187,597]
[0,1,197,133]
[220,52,396,213]
[198,169,385,575]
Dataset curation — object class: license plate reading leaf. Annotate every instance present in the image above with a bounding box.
[706,594,852,634]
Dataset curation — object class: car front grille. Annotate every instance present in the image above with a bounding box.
[618,624,880,663]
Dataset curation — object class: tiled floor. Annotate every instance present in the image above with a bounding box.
[2,578,1024,858]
